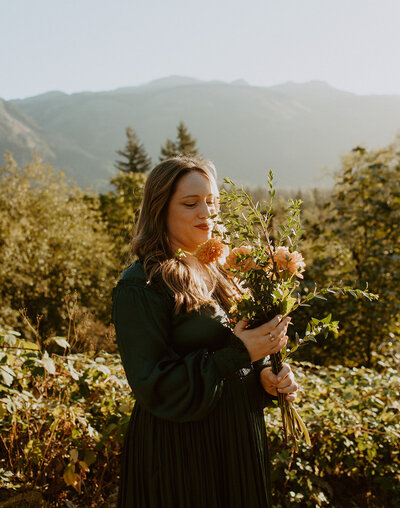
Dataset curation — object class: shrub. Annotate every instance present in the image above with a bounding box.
[0,153,117,338]
[267,362,400,507]
[297,139,400,368]
[0,327,399,507]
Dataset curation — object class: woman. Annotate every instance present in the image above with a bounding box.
[112,156,298,508]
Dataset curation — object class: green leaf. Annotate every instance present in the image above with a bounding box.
[0,365,15,386]
[84,449,97,467]
[70,449,79,463]
[42,352,56,375]
[44,336,70,349]
[63,463,76,486]
[281,296,297,315]
[322,314,332,324]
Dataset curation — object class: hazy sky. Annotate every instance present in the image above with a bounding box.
[2,0,399,100]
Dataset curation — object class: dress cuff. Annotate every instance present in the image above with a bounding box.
[262,390,279,407]
[252,356,270,377]
[252,357,279,408]
[212,332,252,379]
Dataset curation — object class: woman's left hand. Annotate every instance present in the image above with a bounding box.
[259,363,299,402]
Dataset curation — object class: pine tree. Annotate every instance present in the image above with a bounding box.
[159,121,199,160]
[159,138,178,160]
[176,121,198,156]
[115,126,152,173]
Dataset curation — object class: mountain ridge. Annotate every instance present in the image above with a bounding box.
[2,77,400,189]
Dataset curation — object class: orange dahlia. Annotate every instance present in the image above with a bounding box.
[194,238,226,265]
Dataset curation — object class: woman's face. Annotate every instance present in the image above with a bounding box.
[166,170,219,254]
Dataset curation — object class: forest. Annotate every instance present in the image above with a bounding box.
[0,124,399,507]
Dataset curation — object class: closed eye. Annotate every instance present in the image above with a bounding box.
[183,200,217,208]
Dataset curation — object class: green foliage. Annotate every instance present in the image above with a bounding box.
[0,326,131,506]
[0,153,116,337]
[217,172,377,449]
[1,326,398,507]
[97,127,149,272]
[114,126,152,174]
[267,361,400,507]
[218,173,377,353]
[159,121,199,160]
[299,138,400,367]
[99,169,147,271]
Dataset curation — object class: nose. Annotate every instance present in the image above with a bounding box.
[198,201,212,219]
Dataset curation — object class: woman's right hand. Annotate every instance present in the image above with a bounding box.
[233,314,291,362]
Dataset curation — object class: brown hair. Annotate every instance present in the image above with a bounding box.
[131,156,236,313]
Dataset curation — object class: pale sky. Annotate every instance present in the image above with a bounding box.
[2,0,399,100]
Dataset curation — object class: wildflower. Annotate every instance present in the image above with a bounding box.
[273,246,306,278]
[194,238,226,265]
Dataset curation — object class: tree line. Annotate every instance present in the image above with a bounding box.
[0,126,399,368]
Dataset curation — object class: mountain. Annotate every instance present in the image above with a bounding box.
[0,98,54,166]
[2,76,400,189]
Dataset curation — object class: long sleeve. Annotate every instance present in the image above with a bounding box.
[252,357,270,378]
[112,279,252,423]
[252,357,279,408]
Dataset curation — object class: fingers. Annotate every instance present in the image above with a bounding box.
[276,370,298,397]
[277,379,298,394]
[269,314,283,329]
[236,314,290,341]
[273,363,299,400]
[260,366,298,400]
[233,318,249,334]
[234,315,291,360]
[276,363,291,382]
[260,315,291,339]
[258,314,282,335]
[261,367,277,385]
[272,316,291,337]
[268,334,288,354]
[259,367,278,396]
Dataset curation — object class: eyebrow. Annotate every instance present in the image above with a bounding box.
[180,193,215,199]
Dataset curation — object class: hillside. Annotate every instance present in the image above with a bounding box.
[1,77,400,189]
[0,98,54,166]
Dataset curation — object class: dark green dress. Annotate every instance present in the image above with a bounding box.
[112,260,277,508]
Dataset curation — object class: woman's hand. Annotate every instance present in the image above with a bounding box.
[259,363,298,402]
[233,314,291,362]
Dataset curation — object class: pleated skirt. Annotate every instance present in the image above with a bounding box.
[117,373,273,508]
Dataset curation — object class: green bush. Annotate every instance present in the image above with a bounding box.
[0,153,117,338]
[0,328,131,506]
[0,327,399,507]
[297,139,400,368]
[267,362,400,507]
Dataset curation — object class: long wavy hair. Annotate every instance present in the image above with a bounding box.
[131,156,236,313]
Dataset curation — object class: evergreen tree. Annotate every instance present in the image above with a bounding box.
[115,126,152,173]
[99,171,146,269]
[160,138,179,160]
[159,121,199,160]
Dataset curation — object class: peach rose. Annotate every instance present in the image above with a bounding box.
[223,246,259,276]
[273,246,306,278]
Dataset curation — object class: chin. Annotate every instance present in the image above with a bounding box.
[199,231,212,241]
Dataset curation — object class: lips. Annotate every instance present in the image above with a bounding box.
[195,223,212,231]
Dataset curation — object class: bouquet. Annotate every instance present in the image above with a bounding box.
[194,171,378,450]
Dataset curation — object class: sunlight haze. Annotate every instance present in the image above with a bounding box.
[2,0,399,99]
